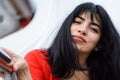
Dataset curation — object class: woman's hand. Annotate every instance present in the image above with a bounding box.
[0,48,32,80]
[1,48,27,72]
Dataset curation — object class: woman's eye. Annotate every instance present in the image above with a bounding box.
[73,21,81,24]
[90,22,101,33]
[90,27,99,33]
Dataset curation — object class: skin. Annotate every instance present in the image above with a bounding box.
[71,13,101,68]
[0,13,101,80]
[0,48,32,80]
[64,13,101,80]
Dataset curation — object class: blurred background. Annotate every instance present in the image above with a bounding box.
[0,0,120,57]
[0,0,35,38]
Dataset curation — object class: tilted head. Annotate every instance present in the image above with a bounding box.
[48,2,120,79]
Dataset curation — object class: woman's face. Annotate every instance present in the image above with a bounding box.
[71,13,101,54]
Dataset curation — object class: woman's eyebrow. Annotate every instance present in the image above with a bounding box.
[77,16,85,20]
[77,16,101,28]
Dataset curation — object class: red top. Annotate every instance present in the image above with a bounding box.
[24,49,61,80]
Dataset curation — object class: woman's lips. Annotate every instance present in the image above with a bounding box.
[72,35,86,43]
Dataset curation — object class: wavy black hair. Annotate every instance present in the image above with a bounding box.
[48,2,120,80]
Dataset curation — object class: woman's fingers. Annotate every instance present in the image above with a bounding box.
[0,47,16,58]
[0,48,28,73]
[13,58,28,71]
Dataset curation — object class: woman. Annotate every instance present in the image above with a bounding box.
[1,2,120,80]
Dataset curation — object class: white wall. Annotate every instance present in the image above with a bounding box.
[0,0,120,57]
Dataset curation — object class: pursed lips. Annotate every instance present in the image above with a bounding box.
[72,35,86,43]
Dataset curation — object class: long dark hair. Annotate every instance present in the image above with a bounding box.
[48,2,120,80]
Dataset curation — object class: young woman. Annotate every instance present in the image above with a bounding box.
[24,2,120,80]
[1,2,120,80]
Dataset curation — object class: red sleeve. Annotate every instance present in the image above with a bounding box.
[24,49,51,80]
[24,49,62,80]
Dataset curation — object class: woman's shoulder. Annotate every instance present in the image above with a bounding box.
[24,49,62,80]
[26,49,47,55]
[24,49,48,63]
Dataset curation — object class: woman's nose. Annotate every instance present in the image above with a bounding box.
[78,25,88,36]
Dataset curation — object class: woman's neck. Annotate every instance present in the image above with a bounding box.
[79,52,90,69]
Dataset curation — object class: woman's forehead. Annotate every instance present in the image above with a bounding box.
[78,12,101,24]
